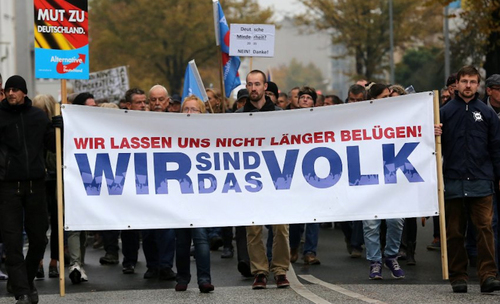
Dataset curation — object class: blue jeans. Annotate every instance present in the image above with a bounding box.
[142,229,175,269]
[207,227,222,239]
[290,223,320,255]
[175,228,211,285]
[340,221,364,250]
[363,218,404,262]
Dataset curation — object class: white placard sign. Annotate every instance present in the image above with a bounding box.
[229,24,275,57]
[71,66,129,103]
[62,92,439,231]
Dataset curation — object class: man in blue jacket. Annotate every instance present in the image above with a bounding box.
[440,66,500,293]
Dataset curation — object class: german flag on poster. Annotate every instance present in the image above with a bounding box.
[34,0,89,79]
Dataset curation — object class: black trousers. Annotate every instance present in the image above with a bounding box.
[0,179,48,297]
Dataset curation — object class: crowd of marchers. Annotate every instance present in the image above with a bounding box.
[1,65,500,304]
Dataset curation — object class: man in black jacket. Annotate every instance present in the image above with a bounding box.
[440,66,500,294]
[236,70,289,290]
[0,75,56,304]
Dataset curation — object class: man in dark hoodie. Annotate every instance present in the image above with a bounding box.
[0,75,57,304]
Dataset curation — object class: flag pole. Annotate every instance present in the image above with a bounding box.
[218,48,226,113]
[213,0,225,114]
[433,90,448,280]
[57,79,67,296]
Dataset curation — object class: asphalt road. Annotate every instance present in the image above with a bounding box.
[0,222,499,304]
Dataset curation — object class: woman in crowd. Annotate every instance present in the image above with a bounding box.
[32,94,60,279]
[174,95,214,293]
[205,88,224,113]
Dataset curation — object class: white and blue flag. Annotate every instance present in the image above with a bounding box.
[182,60,208,103]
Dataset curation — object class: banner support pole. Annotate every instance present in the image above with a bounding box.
[56,80,67,296]
[433,90,448,280]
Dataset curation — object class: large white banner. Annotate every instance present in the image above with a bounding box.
[62,92,439,230]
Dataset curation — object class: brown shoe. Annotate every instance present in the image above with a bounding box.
[303,253,321,265]
[252,274,267,289]
[290,248,299,263]
[275,275,290,288]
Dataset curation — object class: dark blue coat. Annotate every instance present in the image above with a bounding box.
[440,92,500,181]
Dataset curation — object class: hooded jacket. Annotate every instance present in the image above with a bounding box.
[440,92,500,182]
[0,97,55,181]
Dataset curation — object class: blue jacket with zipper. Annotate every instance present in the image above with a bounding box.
[440,92,500,182]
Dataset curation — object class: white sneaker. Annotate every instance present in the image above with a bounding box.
[0,269,8,280]
[80,267,88,282]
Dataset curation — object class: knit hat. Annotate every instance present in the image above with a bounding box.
[5,75,28,94]
[266,82,279,99]
[298,86,317,103]
[73,92,94,106]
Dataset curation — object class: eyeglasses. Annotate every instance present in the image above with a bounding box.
[5,88,20,93]
[459,79,478,85]
[182,107,201,113]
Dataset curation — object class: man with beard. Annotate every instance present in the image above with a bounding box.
[235,70,289,290]
[149,85,170,112]
[439,65,500,294]
[0,75,58,304]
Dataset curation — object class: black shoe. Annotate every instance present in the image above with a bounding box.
[30,284,39,304]
[143,268,159,279]
[480,276,500,293]
[451,279,467,293]
[159,268,176,280]
[35,265,44,280]
[48,266,59,278]
[199,282,214,293]
[221,247,234,258]
[122,264,135,274]
[16,295,31,304]
[237,260,253,278]
[69,265,82,285]
[209,236,223,251]
[99,253,119,265]
[7,279,13,293]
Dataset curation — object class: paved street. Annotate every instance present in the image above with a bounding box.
[1,223,499,303]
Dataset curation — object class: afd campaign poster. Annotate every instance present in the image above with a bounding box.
[62,93,439,231]
[34,0,89,79]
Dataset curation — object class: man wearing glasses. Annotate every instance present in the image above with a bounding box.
[439,66,500,294]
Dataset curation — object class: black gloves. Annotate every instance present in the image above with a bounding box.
[52,115,63,129]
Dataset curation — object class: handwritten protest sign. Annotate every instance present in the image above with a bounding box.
[71,66,129,103]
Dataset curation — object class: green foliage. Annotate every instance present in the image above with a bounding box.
[272,58,326,93]
[297,0,442,81]
[89,0,273,93]
[429,0,500,75]
[395,47,444,91]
